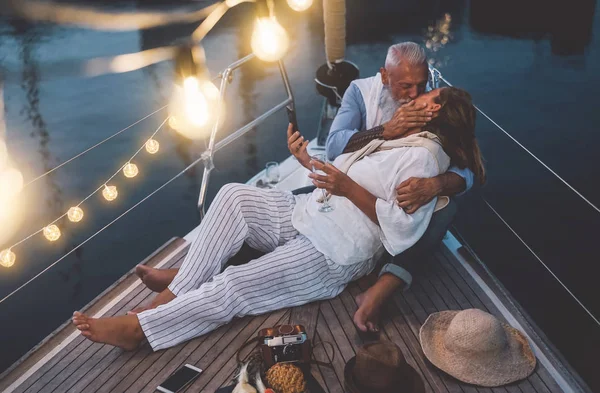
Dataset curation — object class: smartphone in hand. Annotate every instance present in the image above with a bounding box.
[286,105,299,133]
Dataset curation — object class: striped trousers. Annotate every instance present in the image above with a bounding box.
[137,183,375,350]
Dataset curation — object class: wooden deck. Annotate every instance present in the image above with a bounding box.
[0,236,586,393]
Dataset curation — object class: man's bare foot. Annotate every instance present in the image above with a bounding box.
[354,292,381,333]
[353,274,406,333]
[72,311,144,350]
[135,265,178,292]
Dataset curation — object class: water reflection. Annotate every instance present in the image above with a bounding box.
[470,0,597,56]
[10,20,85,294]
[425,13,453,69]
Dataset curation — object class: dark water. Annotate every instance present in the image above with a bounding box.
[1,0,599,389]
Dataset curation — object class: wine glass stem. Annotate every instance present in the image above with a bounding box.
[321,189,329,207]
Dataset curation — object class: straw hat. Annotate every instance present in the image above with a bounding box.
[420,309,536,387]
[344,341,425,393]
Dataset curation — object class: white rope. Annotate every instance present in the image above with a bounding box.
[8,117,169,250]
[483,198,600,327]
[23,105,167,188]
[439,74,600,215]
[0,147,206,306]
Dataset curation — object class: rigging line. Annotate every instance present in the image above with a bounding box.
[439,75,600,215]
[483,198,600,327]
[8,116,169,250]
[0,147,207,306]
[23,105,167,188]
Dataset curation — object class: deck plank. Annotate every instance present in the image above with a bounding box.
[433,252,544,393]
[313,330,344,393]
[182,313,273,392]
[5,240,576,393]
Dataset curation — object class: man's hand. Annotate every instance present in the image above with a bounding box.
[382,101,433,140]
[287,123,310,169]
[309,160,357,198]
[396,177,443,214]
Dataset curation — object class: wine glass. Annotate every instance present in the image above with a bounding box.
[311,154,334,213]
[265,162,281,186]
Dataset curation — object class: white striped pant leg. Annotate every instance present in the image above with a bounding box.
[168,183,297,295]
[138,236,375,351]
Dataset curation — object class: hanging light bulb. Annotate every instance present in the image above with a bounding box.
[0,140,8,170]
[123,162,139,178]
[43,225,61,242]
[251,17,289,62]
[145,139,160,154]
[67,206,84,222]
[169,45,221,140]
[183,77,209,127]
[286,0,313,12]
[0,249,15,268]
[102,184,118,201]
[0,167,24,200]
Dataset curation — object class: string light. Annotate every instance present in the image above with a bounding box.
[123,162,139,178]
[145,139,160,154]
[251,17,289,62]
[43,225,61,242]
[286,0,313,12]
[67,206,84,222]
[0,249,15,268]
[102,184,118,201]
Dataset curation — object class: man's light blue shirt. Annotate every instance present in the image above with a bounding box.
[325,83,474,193]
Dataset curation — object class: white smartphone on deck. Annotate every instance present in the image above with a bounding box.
[156,364,203,393]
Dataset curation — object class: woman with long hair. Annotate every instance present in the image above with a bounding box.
[72,87,484,351]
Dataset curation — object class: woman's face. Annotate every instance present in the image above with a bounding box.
[412,88,444,117]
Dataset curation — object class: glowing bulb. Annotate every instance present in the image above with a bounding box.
[251,17,289,62]
[0,140,8,170]
[0,167,24,200]
[123,162,139,178]
[145,139,160,154]
[68,206,84,222]
[43,225,61,242]
[168,79,221,140]
[102,185,118,201]
[0,249,15,268]
[183,77,209,127]
[286,0,313,11]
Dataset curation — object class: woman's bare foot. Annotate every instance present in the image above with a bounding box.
[135,265,178,292]
[72,311,144,350]
[128,288,177,315]
[354,292,381,333]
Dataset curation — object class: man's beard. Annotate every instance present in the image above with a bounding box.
[379,85,410,123]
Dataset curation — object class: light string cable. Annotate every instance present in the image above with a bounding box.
[0,139,207,305]
[23,105,167,188]
[4,116,169,252]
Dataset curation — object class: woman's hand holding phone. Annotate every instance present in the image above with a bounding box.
[287,123,311,169]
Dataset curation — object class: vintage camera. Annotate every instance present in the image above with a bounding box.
[259,325,311,368]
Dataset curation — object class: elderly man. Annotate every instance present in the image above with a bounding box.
[318,42,473,331]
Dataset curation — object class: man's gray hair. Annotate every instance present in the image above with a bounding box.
[384,42,427,69]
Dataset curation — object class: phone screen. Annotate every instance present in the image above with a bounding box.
[159,365,202,393]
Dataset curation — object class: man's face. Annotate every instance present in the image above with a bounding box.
[380,63,429,103]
